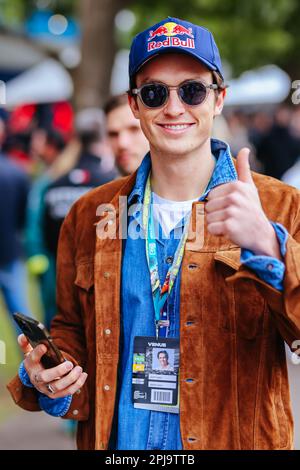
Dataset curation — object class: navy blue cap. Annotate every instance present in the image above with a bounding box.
[129,17,224,84]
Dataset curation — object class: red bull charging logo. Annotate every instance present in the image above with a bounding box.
[147,21,195,52]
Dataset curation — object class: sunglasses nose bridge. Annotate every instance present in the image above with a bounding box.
[163,85,186,113]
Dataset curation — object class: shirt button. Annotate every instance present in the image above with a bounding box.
[73,409,79,416]
[103,272,110,278]
[166,256,173,264]
[267,264,274,271]
[104,385,110,391]
[105,329,111,335]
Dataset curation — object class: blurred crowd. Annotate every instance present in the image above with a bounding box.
[1,97,300,337]
[0,95,149,335]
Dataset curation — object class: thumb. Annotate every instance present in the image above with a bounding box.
[236,148,253,184]
[18,334,33,355]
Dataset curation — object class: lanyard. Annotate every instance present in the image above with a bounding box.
[143,173,191,339]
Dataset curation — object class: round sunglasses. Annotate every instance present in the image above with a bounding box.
[131,80,220,108]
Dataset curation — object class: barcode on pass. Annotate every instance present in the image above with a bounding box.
[151,389,173,404]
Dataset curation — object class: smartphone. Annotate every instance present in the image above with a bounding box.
[13,312,65,369]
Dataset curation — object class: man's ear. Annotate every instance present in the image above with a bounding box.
[128,94,140,119]
[214,88,226,117]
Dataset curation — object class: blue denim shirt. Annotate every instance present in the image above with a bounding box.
[19,139,288,447]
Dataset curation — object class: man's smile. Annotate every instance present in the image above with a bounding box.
[156,122,195,134]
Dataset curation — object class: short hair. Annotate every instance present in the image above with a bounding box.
[104,94,128,116]
[157,350,169,360]
[212,71,226,92]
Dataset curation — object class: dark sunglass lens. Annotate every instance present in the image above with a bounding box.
[180,81,207,105]
[141,84,167,107]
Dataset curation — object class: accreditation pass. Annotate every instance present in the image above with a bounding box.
[132,336,179,413]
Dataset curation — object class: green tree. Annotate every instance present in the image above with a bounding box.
[2,0,300,105]
[131,0,299,78]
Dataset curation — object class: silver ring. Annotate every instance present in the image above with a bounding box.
[46,383,55,394]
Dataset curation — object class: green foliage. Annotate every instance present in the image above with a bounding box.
[0,0,78,28]
[1,0,300,78]
[130,0,299,77]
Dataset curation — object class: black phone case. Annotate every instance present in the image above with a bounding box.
[13,313,65,369]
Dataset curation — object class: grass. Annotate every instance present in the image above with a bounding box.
[0,271,44,422]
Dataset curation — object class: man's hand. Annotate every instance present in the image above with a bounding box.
[18,334,88,399]
[206,148,281,259]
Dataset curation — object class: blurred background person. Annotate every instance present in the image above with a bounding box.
[282,158,300,188]
[104,94,149,176]
[282,107,300,188]
[248,111,273,151]
[0,139,31,336]
[42,108,117,271]
[3,105,36,175]
[26,126,70,330]
[255,105,300,179]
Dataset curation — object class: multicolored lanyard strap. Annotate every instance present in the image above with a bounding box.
[143,172,192,339]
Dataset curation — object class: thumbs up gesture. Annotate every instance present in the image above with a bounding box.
[206,148,281,259]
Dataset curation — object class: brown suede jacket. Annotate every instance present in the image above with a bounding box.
[7,166,300,450]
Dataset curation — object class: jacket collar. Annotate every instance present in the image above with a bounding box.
[127,139,237,207]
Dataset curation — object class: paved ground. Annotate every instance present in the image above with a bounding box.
[0,409,76,450]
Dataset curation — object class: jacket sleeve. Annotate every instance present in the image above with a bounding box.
[227,191,300,350]
[7,208,89,421]
[240,222,287,291]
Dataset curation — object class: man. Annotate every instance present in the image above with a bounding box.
[104,94,149,176]
[26,127,70,330]
[0,152,31,335]
[255,105,300,180]
[42,108,117,261]
[8,17,300,450]
[157,350,173,371]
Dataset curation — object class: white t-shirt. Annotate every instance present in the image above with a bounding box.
[152,192,199,237]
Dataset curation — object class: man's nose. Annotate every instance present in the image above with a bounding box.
[118,131,130,148]
[163,89,186,117]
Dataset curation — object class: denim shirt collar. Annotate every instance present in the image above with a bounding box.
[128,139,237,226]
[128,152,152,206]
[201,138,237,199]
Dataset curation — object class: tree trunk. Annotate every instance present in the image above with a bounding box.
[75,0,123,110]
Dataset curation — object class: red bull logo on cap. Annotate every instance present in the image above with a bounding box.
[147,21,195,51]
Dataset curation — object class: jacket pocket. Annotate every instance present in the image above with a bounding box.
[75,261,94,292]
[74,261,95,328]
[214,250,268,339]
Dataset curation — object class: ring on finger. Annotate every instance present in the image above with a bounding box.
[46,383,55,394]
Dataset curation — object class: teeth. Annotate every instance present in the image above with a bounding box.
[163,124,190,130]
